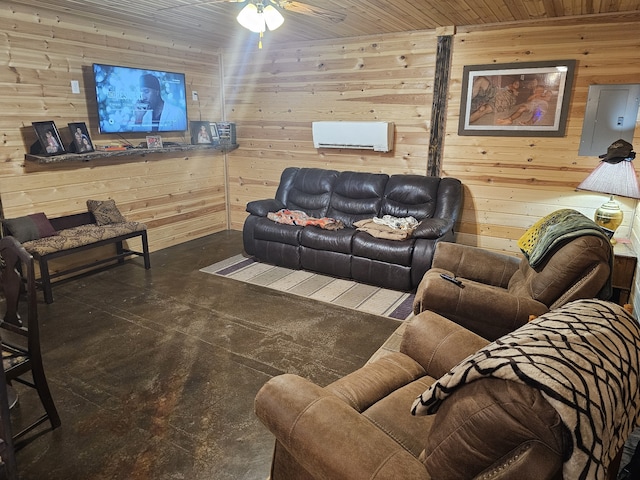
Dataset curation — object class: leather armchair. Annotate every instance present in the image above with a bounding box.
[255,302,635,480]
[413,232,612,341]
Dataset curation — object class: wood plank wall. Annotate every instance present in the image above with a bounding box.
[0,4,226,261]
[224,15,640,256]
[223,31,439,230]
[447,16,640,253]
[2,4,639,306]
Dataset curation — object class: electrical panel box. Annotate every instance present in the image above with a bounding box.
[579,84,640,156]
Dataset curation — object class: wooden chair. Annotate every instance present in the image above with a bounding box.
[0,365,17,480]
[0,236,61,448]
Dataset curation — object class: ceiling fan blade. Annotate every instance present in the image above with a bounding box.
[275,1,346,23]
[158,0,245,11]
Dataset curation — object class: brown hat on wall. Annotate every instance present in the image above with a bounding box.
[599,139,634,163]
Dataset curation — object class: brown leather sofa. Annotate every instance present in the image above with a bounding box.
[255,300,638,479]
[413,216,612,341]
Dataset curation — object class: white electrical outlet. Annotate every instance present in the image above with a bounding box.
[71,80,80,94]
[192,91,198,101]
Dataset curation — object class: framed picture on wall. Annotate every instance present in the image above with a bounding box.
[32,121,66,155]
[68,122,94,153]
[458,59,576,137]
[190,121,215,145]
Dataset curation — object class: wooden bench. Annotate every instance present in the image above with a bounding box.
[4,212,150,304]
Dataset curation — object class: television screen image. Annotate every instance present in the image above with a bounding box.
[93,63,188,134]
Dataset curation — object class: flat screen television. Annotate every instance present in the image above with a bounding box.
[92,63,188,134]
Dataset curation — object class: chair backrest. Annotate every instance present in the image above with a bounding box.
[1,236,37,329]
[0,236,60,446]
[1,236,41,370]
[508,234,612,308]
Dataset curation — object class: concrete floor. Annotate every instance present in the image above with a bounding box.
[10,230,401,479]
[7,229,639,479]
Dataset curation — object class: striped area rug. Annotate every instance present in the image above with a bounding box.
[200,254,415,321]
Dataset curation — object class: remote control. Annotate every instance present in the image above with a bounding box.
[440,273,464,287]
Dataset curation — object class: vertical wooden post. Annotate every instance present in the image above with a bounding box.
[428,28,454,177]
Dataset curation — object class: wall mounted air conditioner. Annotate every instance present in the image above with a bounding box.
[312,121,394,152]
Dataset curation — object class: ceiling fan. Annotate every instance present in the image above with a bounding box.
[231,0,347,48]
[160,1,345,47]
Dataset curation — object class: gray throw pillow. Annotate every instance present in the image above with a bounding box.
[2,213,57,243]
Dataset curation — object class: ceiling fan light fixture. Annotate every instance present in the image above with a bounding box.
[263,5,285,31]
[236,2,284,33]
[236,3,264,33]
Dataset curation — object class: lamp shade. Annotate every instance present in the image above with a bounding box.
[577,158,640,199]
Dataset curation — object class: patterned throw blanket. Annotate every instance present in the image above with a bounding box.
[267,209,344,230]
[411,299,640,479]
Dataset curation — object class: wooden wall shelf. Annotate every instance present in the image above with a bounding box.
[25,143,239,165]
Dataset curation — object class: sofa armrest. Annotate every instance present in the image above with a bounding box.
[412,218,452,239]
[255,374,430,480]
[400,311,489,379]
[431,242,520,287]
[246,198,284,217]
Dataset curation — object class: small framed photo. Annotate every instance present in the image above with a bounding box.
[68,122,94,153]
[190,121,215,145]
[32,121,66,155]
[209,122,220,145]
[146,135,163,149]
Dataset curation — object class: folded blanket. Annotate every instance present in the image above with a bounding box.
[518,209,610,267]
[372,215,418,231]
[354,215,418,241]
[267,209,344,230]
[517,208,613,299]
[411,299,640,480]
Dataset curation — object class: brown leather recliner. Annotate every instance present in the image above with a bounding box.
[413,228,612,341]
[255,301,636,480]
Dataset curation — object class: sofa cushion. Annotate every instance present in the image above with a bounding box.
[2,213,57,243]
[352,232,414,266]
[299,227,356,254]
[22,222,146,256]
[327,171,388,227]
[380,175,440,219]
[284,168,339,218]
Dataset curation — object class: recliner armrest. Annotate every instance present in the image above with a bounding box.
[413,277,550,341]
[246,198,284,217]
[326,352,426,411]
[255,374,429,479]
[400,311,489,378]
[412,218,452,239]
[432,242,520,288]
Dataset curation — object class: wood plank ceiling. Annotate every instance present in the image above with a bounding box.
[11,0,640,49]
